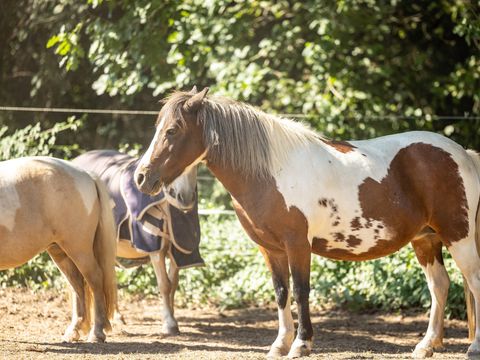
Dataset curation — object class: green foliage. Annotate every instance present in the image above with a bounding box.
[0,116,83,160]
[0,253,62,290]
[44,0,480,148]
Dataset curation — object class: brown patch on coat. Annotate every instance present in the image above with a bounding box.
[323,139,357,154]
[328,199,338,213]
[358,143,469,249]
[318,198,328,207]
[350,217,362,231]
[411,234,444,267]
[347,235,362,248]
[312,235,405,261]
[208,162,309,254]
[312,237,356,260]
[333,232,345,242]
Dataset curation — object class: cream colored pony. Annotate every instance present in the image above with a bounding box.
[0,156,117,342]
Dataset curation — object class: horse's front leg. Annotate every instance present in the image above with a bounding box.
[260,247,295,358]
[285,240,313,358]
[150,247,179,335]
[167,253,179,316]
[411,235,449,358]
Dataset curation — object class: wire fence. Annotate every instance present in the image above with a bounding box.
[0,105,479,120]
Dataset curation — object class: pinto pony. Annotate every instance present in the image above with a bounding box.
[135,87,480,358]
[0,157,117,342]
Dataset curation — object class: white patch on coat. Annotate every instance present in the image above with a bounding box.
[0,161,21,231]
[35,157,97,215]
[272,131,480,255]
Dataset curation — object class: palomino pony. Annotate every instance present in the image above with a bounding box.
[0,157,117,342]
[134,87,480,358]
[73,149,202,335]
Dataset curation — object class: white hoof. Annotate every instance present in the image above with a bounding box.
[412,346,433,358]
[62,328,80,342]
[287,338,312,358]
[161,323,180,336]
[267,344,289,358]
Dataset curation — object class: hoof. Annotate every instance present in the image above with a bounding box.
[62,329,80,342]
[87,331,106,343]
[412,346,433,359]
[267,345,289,358]
[162,324,180,336]
[287,340,311,358]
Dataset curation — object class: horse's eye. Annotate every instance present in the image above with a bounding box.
[166,127,178,136]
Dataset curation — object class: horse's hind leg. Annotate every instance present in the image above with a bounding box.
[411,235,450,358]
[62,243,109,342]
[447,236,480,356]
[150,243,179,335]
[47,244,90,341]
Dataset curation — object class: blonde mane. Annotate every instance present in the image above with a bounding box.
[165,92,324,179]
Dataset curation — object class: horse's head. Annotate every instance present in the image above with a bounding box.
[135,86,209,208]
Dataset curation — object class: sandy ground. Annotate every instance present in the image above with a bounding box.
[0,287,472,359]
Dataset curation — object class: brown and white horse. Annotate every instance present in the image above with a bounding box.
[134,87,480,358]
[0,157,117,342]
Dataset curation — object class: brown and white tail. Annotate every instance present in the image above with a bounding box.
[465,149,480,339]
[91,175,118,331]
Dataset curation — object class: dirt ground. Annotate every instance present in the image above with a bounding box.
[0,287,472,359]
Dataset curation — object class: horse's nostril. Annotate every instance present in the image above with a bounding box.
[136,172,145,187]
[169,188,176,198]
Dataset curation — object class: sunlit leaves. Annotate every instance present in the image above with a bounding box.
[45,0,479,148]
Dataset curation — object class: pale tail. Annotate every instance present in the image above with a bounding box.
[465,150,480,340]
[91,175,118,331]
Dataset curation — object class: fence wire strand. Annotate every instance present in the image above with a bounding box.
[0,106,479,120]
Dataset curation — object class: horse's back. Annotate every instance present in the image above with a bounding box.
[0,157,101,268]
[3,156,98,213]
[274,130,480,260]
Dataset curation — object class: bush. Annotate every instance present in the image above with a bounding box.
[0,116,82,160]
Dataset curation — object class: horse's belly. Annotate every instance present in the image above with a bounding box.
[307,205,419,261]
[311,233,412,261]
[0,228,50,269]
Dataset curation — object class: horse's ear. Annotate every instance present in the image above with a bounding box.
[189,85,198,94]
[183,87,209,113]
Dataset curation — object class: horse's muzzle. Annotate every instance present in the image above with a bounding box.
[135,168,162,195]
